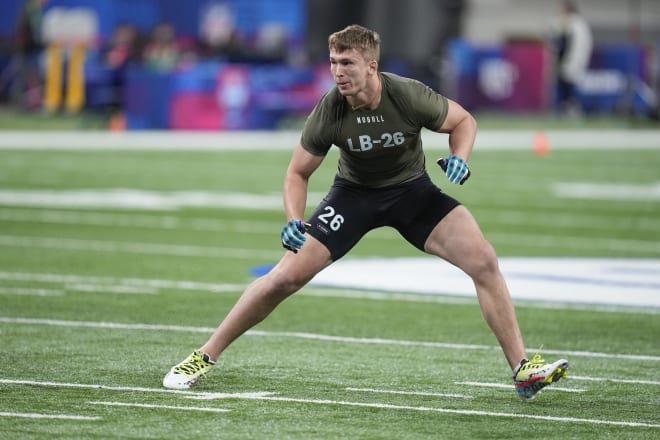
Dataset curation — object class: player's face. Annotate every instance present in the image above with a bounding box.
[329,48,372,96]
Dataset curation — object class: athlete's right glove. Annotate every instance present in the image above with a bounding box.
[281,220,312,253]
[437,157,471,185]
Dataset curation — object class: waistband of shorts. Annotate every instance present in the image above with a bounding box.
[332,171,431,191]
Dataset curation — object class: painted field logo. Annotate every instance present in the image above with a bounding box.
[308,257,660,309]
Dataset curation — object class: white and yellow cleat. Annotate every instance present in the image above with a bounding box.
[163,350,216,390]
[513,349,568,401]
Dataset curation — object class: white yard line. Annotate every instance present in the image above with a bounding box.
[456,381,586,393]
[0,130,658,151]
[0,189,290,211]
[483,209,660,232]
[0,411,100,421]
[2,316,659,362]
[1,229,657,261]
[65,284,158,295]
[0,379,273,399]
[300,287,478,305]
[239,395,660,428]
[88,401,229,413]
[2,378,658,429]
[553,182,660,202]
[487,232,660,255]
[0,287,63,296]
[0,208,280,233]
[570,375,660,386]
[2,202,659,235]
[346,387,472,399]
[0,234,284,260]
[0,271,245,294]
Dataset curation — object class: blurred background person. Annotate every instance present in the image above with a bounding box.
[197,2,247,62]
[551,0,593,116]
[10,0,48,110]
[102,23,141,110]
[142,22,180,72]
[250,23,289,65]
[104,24,141,72]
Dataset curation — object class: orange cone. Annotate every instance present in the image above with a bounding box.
[534,131,550,156]
[109,113,127,131]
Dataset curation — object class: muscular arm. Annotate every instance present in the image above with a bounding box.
[283,144,325,220]
[436,99,478,162]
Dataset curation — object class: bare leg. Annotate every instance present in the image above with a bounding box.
[424,206,527,369]
[201,236,333,361]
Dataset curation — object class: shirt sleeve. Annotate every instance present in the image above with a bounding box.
[408,80,449,131]
[384,74,448,131]
[299,92,336,156]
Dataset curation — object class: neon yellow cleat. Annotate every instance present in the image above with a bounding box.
[513,349,568,401]
[163,350,216,390]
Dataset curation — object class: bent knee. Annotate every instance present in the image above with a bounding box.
[267,268,310,296]
[465,240,501,279]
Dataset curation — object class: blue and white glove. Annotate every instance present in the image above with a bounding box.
[437,156,471,185]
[281,220,311,253]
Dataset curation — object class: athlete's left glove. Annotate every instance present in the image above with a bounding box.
[281,220,312,254]
[437,156,471,185]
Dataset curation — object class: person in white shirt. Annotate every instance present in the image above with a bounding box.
[553,1,593,115]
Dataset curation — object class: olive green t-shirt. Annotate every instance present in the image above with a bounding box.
[300,72,449,188]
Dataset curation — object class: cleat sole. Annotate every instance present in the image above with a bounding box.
[515,359,569,401]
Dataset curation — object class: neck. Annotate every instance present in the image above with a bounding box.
[350,74,381,111]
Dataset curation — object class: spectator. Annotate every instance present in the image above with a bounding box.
[104,24,141,70]
[11,0,49,109]
[551,0,593,116]
[142,22,180,72]
[197,2,247,62]
[250,23,289,64]
[102,23,141,109]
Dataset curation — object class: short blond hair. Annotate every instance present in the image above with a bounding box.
[328,24,381,62]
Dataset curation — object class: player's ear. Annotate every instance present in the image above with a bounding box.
[368,59,378,73]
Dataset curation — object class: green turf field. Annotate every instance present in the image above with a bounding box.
[0,132,659,439]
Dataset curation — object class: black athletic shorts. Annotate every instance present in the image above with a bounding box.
[306,172,461,261]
